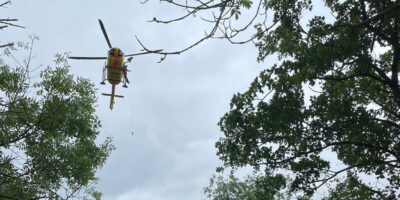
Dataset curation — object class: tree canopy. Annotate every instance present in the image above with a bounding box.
[0,2,112,198]
[0,41,113,199]
[204,171,293,200]
[146,0,399,198]
[207,0,400,198]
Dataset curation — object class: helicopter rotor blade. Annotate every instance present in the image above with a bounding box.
[68,56,107,60]
[98,19,112,49]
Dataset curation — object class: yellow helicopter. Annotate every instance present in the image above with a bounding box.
[69,19,137,110]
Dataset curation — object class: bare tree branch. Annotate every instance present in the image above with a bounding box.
[0,1,11,7]
[0,42,13,48]
[138,0,270,61]
[0,20,25,28]
[130,1,228,62]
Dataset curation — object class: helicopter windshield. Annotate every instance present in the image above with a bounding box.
[108,48,124,57]
[118,50,124,56]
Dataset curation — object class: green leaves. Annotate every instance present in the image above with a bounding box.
[228,0,254,20]
[239,0,253,9]
[323,173,382,200]
[217,0,400,198]
[204,171,288,200]
[0,54,113,199]
[231,8,242,20]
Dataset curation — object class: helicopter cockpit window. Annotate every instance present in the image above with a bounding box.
[118,50,124,57]
[108,49,114,55]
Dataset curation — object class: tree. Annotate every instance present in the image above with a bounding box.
[143,0,400,198]
[322,173,383,200]
[204,171,298,200]
[211,0,400,199]
[137,0,270,62]
[0,39,113,199]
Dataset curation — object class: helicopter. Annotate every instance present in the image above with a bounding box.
[69,19,138,110]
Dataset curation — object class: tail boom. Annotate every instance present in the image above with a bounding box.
[102,84,124,110]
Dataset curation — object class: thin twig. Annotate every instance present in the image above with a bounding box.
[0,1,11,7]
[0,42,13,48]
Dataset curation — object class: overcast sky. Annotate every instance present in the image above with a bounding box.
[2,1,265,199]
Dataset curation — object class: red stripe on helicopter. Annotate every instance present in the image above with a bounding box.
[113,48,118,68]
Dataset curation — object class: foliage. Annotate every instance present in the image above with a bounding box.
[204,171,296,200]
[323,173,382,200]
[204,0,400,199]
[0,43,113,199]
